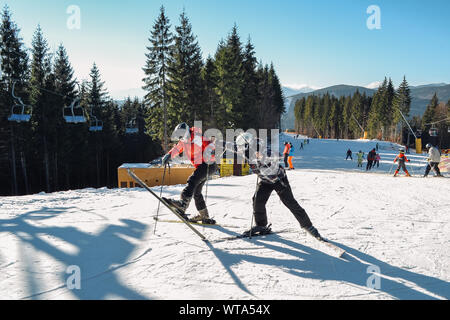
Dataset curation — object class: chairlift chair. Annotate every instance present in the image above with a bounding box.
[429,125,438,137]
[63,98,86,124]
[89,116,103,132]
[125,119,139,134]
[8,81,32,123]
[8,104,32,122]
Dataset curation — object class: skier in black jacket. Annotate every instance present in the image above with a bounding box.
[236,133,322,239]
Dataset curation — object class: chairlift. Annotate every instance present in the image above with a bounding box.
[88,108,103,132]
[63,98,87,124]
[125,119,139,134]
[8,81,32,123]
[89,116,103,132]
[429,125,438,137]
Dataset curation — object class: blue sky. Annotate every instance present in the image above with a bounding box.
[1,0,450,98]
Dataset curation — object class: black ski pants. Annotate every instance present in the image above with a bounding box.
[181,163,217,211]
[424,162,441,177]
[252,177,312,229]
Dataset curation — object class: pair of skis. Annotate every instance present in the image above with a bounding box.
[127,168,346,257]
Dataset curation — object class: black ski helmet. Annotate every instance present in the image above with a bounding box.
[172,122,190,142]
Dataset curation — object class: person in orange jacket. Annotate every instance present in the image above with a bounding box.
[283,142,291,168]
[161,123,216,223]
[393,149,411,177]
[288,142,295,170]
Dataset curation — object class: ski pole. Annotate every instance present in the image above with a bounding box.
[388,162,395,175]
[249,176,259,239]
[205,163,210,205]
[154,163,169,234]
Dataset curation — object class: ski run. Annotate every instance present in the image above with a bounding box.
[0,134,449,300]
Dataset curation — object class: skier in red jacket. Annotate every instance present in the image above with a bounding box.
[161,123,216,223]
[393,149,411,177]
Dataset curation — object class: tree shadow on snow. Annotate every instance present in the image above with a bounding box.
[207,230,450,300]
[0,208,150,300]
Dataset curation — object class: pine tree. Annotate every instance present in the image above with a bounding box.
[143,6,173,151]
[393,76,411,142]
[53,43,79,190]
[0,5,29,195]
[29,25,54,192]
[167,11,204,126]
[202,56,219,128]
[241,37,259,129]
[422,93,439,129]
[86,63,109,187]
[268,63,285,129]
[342,96,352,138]
[214,25,245,129]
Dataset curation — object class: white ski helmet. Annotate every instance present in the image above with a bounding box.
[236,132,255,146]
[426,143,432,149]
[172,123,190,142]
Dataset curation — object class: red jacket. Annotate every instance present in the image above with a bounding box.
[168,127,215,168]
[394,153,409,163]
[283,144,291,155]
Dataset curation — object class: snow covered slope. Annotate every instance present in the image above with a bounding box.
[0,137,449,300]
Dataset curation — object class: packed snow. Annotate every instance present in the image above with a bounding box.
[0,134,449,300]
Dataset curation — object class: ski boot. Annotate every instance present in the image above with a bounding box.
[162,197,190,220]
[189,208,216,225]
[242,224,272,237]
[305,225,323,241]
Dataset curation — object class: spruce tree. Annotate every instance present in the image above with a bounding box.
[0,5,29,195]
[214,25,245,129]
[54,44,79,190]
[29,25,54,192]
[167,11,204,126]
[422,93,439,129]
[202,56,219,128]
[143,6,173,151]
[269,63,285,129]
[241,37,259,129]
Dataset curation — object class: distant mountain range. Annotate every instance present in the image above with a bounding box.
[281,83,450,130]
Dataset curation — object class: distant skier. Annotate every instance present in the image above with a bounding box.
[300,142,304,150]
[237,134,322,239]
[357,151,364,167]
[160,123,217,223]
[283,142,291,168]
[288,142,295,170]
[393,149,411,177]
[423,144,444,178]
[346,149,353,160]
[374,153,381,168]
[366,148,377,171]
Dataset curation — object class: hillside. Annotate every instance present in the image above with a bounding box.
[282,83,450,130]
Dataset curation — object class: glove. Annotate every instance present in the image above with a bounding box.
[162,153,171,166]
